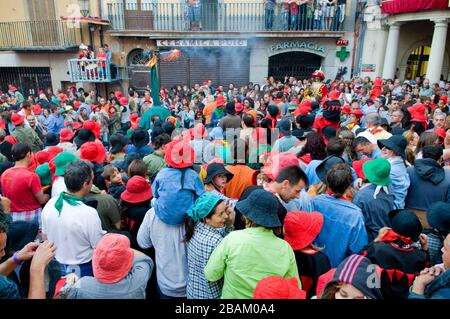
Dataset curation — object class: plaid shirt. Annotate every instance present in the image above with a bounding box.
[428,233,444,266]
[11,208,42,228]
[186,222,232,299]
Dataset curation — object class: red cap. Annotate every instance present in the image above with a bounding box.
[131,117,140,130]
[83,120,101,139]
[328,90,341,101]
[352,158,373,179]
[92,234,134,284]
[342,104,351,115]
[60,128,75,142]
[130,113,139,122]
[32,105,43,115]
[34,151,52,165]
[58,93,68,102]
[72,122,82,131]
[91,104,100,112]
[284,211,324,251]
[408,104,427,123]
[253,276,306,299]
[120,176,152,203]
[115,91,123,99]
[74,101,82,110]
[164,138,196,169]
[8,85,17,92]
[262,152,299,181]
[80,141,106,164]
[202,81,208,86]
[439,95,448,103]
[235,103,244,112]
[0,120,5,130]
[434,128,446,139]
[144,96,151,103]
[216,95,225,107]
[352,109,364,117]
[4,135,17,145]
[119,97,128,106]
[294,106,311,117]
[11,113,25,126]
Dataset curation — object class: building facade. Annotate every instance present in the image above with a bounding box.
[0,0,110,95]
[358,0,450,83]
[104,0,358,92]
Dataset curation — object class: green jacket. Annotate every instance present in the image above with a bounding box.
[139,106,171,131]
[204,227,300,299]
[12,126,43,153]
[143,151,167,181]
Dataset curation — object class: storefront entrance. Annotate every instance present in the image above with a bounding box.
[268,51,322,81]
[405,45,430,80]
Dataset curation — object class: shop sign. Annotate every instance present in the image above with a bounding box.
[269,41,326,54]
[157,39,247,47]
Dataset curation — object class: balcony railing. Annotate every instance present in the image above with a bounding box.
[107,2,345,32]
[68,59,128,83]
[0,20,81,51]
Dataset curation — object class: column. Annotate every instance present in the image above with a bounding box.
[382,22,401,79]
[426,19,448,83]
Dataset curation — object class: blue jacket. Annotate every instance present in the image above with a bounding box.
[352,184,395,242]
[388,156,410,209]
[310,194,368,267]
[406,159,450,211]
[409,269,450,299]
[152,167,205,225]
[46,113,65,134]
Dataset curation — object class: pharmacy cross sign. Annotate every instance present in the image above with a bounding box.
[336,46,350,62]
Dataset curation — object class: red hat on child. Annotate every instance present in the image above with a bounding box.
[120,176,153,203]
[60,129,75,142]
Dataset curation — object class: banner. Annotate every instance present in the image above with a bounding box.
[381,0,449,14]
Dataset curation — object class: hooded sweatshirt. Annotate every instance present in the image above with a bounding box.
[406,158,450,211]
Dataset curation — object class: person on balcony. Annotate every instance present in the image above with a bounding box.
[187,0,202,31]
[323,0,336,31]
[264,0,276,31]
[281,1,290,30]
[97,47,108,81]
[289,0,299,31]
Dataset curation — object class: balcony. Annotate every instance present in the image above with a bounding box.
[106,2,346,33]
[68,59,128,83]
[0,20,81,51]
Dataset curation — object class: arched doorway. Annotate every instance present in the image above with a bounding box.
[405,46,431,80]
[127,48,151,91]
[268,52,322,81]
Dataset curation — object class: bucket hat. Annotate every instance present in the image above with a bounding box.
[315,155,346,183]
[92,234,134,284]
[378,135,407,158]
[164,138,195,169]
[54,151,79,176]
[362,158,391,186]
[284,211,323,251]
[235,189,281,228]
[389,209,423,242]
[204,162,234,184]
[120,175,152,203]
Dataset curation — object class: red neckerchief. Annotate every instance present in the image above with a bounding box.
[377,229,414,246]
[326,190,350,202]
[265,114,279,128]
[370,127,384,135]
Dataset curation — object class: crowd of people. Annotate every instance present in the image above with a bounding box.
[0,68,449,300]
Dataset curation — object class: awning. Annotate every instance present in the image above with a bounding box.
[61,16,111,26]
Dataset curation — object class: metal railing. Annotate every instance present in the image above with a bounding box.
[0,20,80,50]
[68,59,128,83]
[107,2,345,32]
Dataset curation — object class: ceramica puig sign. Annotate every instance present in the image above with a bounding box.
[269,41,326,54]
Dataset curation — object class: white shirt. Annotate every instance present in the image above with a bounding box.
[57,142,77,154]
[137,207,187,298]
[52,176,67,198]
[41,197,105,265]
